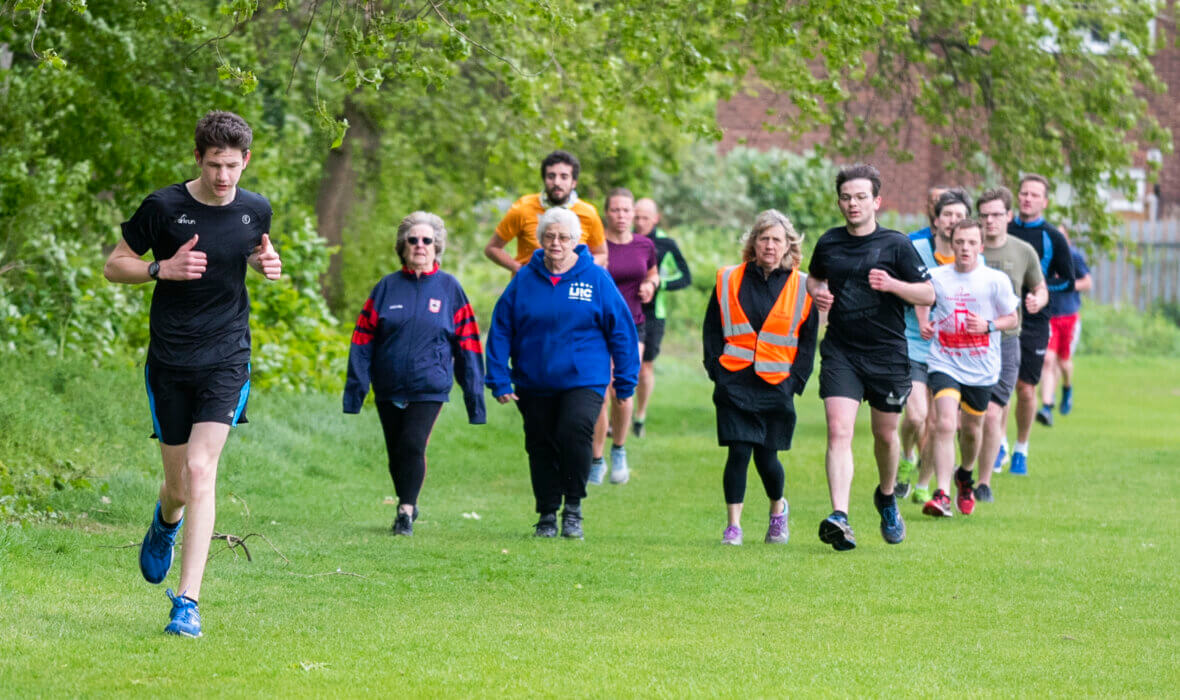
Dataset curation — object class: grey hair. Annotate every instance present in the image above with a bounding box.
[741,209,804,271]
[395,211,447,265]
[536,206,582,243]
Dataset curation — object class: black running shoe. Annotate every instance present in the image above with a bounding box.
[818,512,857,551]
[534,512,558,538]
[393,511,413,536]
[561,505,584,539]
[974,483,994,503]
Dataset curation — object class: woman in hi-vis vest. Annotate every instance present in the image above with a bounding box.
[702,210,819,546]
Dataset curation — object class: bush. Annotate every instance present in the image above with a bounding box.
[1076,304,1180,357]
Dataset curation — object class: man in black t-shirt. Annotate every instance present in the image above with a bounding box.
[806,164,934,551]
[1005,173,1074,476]
[104,111,282,638]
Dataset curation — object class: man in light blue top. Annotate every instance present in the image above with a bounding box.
[896,185,945,499]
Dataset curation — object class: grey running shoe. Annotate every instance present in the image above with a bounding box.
[818,512,856,551]
[874,490,906,544]
[722,525,743,545]
[561,504,584,539]
[765,501,789,544]
[392,511,413,536]
[974,483,994,503]
[588,457,606,485]
[894,481,913,500]
[609,445,630,484]
[632,420,645,438]
[534,512,558,538]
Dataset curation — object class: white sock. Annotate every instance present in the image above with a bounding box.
[1014,441,1029,456]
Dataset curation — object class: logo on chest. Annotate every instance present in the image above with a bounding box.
[429,298,441,313]
[568,282,594,302]
[177,214,196,225]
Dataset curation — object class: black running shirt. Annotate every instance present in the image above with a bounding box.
[809,225,931,362]
[122,183,272,369]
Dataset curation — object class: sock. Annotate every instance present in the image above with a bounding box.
[591,457,604,465]
[874,486,895,508]
[903,450,917,462]
[612,443,625,451]
[1014,441,1029,456]
[1042,402,1054,410]
[833,510,848,520]
[955,466,974,484]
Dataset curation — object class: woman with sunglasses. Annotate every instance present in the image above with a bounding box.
[344,211,486,536]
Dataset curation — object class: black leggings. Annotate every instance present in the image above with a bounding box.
[723,442,785,505]
[516,388,604,514]
[375,401,442,507]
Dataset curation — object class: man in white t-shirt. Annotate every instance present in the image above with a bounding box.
[917,219,1019,518]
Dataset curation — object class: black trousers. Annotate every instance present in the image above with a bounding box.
[516,388,604,514]
[723,442,785,505]
[375,401,442,507]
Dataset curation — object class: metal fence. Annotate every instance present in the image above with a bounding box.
[1089,220,1180,310]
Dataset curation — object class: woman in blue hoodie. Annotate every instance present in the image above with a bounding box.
[344,212,486,537]
[486,207,640,539]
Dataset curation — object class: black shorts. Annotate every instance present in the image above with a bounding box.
[818,340,911,413]
[928,371,991,416]
[145,362,250,445]
[1018,330,1049,386]
[642,318,666,362]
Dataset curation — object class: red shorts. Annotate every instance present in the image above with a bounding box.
[1047,314,1080,360]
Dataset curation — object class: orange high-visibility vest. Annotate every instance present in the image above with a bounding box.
[716,264,812,385]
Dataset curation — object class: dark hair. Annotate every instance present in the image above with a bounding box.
[934,188,972,217]
[951,218,983,239]
[1019,173,1051,194]
[835,163,882,197]
[605,187,634,210]
[194,111,252,157]
[540,150,581,181]
[976,186,1013,212]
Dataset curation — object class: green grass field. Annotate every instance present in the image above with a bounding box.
[1,354,1178,696]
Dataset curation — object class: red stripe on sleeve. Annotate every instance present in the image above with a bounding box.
[452,304,475,325]
[356,298,377,331]
[351,329,374,345]
[455,319,479,337]
[459,338,483,353]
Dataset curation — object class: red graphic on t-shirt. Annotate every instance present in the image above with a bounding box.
[938,304,987,349]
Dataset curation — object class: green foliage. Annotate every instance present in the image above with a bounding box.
[651,143,839,239]
[1076,303,1180,357]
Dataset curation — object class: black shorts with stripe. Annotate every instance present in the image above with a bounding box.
[928,371,991,416]
[145,362,250,445]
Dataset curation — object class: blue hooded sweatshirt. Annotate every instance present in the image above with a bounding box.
[486,244,640,399]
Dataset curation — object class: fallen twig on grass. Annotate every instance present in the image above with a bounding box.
[287,568,370,580]
[209,531,289,564]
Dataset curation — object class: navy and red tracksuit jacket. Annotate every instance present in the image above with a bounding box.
[343,263,486,423]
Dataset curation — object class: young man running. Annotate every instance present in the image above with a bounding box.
[1007,174,1074,474]
[1037,226,1091,425]
[632,197,692,438]
[104,111,282,637]
[484,150,607,271]
[807,164,934,550]
[896,186,946,500]
[901,188,971,503]
[971,187,1046,502]
[918,220,1019,517]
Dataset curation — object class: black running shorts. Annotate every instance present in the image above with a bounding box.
[1018,329,1049,386]
[818,340,911,413]
[145,362,250,445]
[642,318,666,363]
[928,371,991,416]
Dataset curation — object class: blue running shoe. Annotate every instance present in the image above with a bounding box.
[874,488,906,544]
[140,502,182,585]
[587,458,606,485]
[1061,386,1073,415]
[818,512,856,551]
[994,441,1008,473]
[164,589,201,638]
[1009,452,1028,475]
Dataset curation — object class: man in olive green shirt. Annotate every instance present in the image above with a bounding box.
[971,187,1048,501]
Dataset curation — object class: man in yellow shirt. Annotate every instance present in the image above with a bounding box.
[484,150,607,272]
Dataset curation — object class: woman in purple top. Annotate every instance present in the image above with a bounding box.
[590,188,658,486]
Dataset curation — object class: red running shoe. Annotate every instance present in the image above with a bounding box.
[922,490,954,517]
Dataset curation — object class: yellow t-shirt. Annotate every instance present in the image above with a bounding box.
[494,194,606,265]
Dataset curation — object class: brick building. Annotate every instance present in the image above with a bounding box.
[717,11,1179,219]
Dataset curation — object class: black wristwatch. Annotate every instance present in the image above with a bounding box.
[986,319,996,334]
[148,261,160,280]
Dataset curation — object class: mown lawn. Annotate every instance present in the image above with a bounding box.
[1,354,1177,696]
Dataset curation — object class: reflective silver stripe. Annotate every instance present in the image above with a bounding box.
[723,344,754,361]
[758,330,798,346]
[731,321,754,335]
[717,265,743,338]
[755,360,793,373]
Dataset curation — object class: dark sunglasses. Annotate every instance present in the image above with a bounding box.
[407,236,434,246]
